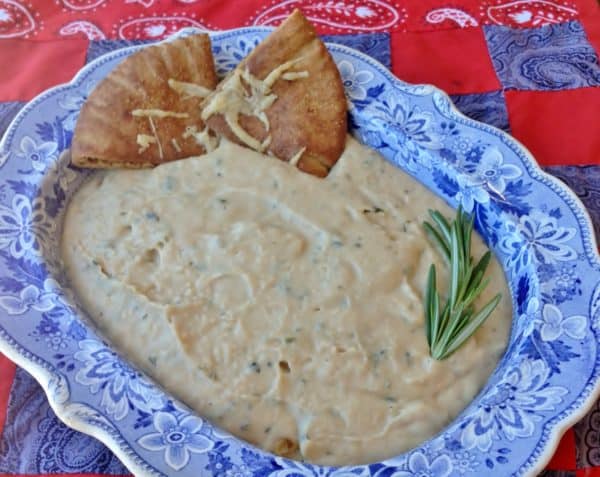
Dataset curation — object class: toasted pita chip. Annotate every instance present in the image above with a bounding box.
[201,10,347,177]
[72,34,218,168]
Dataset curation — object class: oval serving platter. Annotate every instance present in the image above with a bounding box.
[0,27,599,477]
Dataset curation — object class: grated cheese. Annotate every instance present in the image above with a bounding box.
[132,109,189,119]
[136,134,157,154]
[182,125,218,152]
[202,59,308,152]
[168,78,212,99]
[147,116,163,160]
[288,147,306,167]
[171,138,182,153]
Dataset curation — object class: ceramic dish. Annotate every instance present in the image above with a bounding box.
[0,27,599,477]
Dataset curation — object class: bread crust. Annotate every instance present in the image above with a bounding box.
[72,34,218,168]
[203,10,347,177]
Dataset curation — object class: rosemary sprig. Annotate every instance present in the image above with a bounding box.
[423,207,501,360]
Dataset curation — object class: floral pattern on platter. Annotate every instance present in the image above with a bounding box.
[0,27,598,477]
[338,60,374,100]
[0,194,55,259]
[500,209,577,272]
[462,146,521,193]
[0,281,55,315]
[352,85,533,216]
[458,359,568,452]
[57,81,98,131]
[74,339,165,421]
[537,303,586,342]
[352,89,443,173]
[389,451,452,477]
[212,35,262,76]
[15,136,58,173]
[137,412,213,471]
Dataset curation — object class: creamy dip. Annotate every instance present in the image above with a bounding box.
[61,137,512,465]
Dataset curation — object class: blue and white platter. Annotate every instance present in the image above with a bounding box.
[0,27,599,477]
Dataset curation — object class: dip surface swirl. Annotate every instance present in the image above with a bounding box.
[62,137,512,465]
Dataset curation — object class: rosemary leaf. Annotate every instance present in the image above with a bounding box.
[422,207,501,360]
[449,226,460,310]
[429,210,452,244]
[469,251,492,289]
[441,294,502,359]
[423,222,451,263]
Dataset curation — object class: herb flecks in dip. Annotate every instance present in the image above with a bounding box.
[61,137,512,465]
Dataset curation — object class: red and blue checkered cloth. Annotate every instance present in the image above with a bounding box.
[0,1,599,475]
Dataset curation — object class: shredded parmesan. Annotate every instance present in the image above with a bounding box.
[171,138,182,153]
[261,134,272,150]
[136,134,157,154]
[240,69,277,131]
[147,116,163,160]
[223,113,264,151]
[288,147,306,167]
[282,71,309,81]
[168,79,212,99]
[202,59,308,152]
[263,58,306,88]
[182,126,218,153]
[132,109,189,119]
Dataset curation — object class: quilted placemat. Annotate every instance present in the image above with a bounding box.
[0,1,599,475]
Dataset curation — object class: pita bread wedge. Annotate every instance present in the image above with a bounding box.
[72,34,218,168]
[201,10,347,177]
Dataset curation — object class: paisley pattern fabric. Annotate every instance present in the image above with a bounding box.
[484,21,600,90]
[574,397,600,468]
[0,101,25,139]
[450,91,510,132]
[323,33,392,69]
[0,368,127,474]
[85,39,150,63]
[546,166,600,252]
[85,33,392,69]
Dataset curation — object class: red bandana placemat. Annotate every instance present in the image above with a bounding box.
[0,1,599,475]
